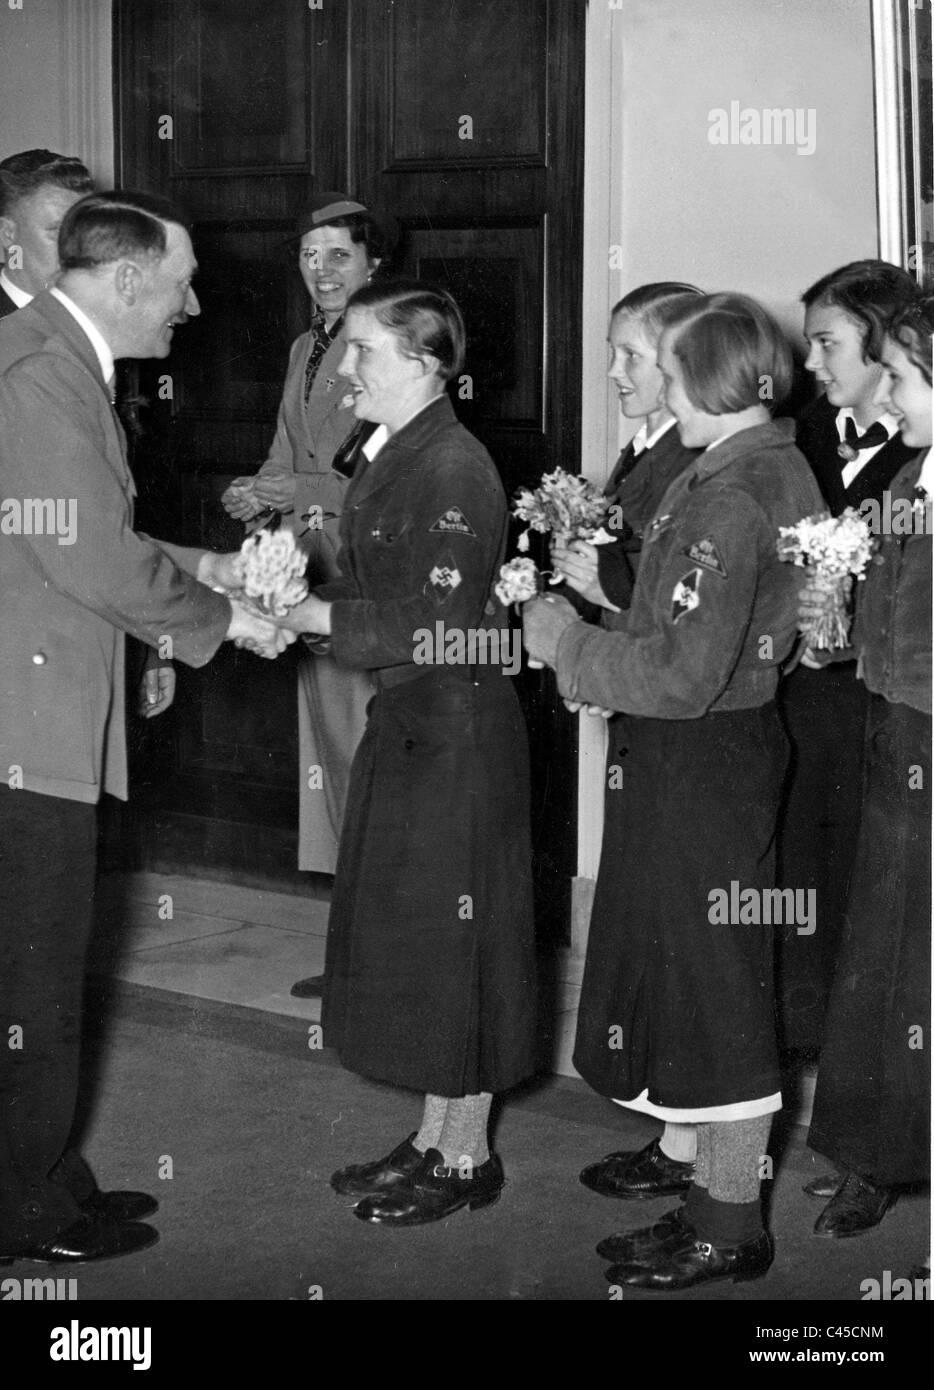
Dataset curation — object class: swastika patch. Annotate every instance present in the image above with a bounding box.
[429,506,476,537]
[682,536,728,578]
[671,568,702,624]
[426,562,463,605]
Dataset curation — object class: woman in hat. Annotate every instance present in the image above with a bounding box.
[221,193,396,997]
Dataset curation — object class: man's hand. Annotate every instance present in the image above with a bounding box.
[138,662,176,718]
[226,598,298,658]
[250,470,296,512]
[221,477,268,521]
[522,594,579,669]
[552,541,618,610]
[275,594,333,636]
[198,550,245,592]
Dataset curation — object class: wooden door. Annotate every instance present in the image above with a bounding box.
[110,0,583,940]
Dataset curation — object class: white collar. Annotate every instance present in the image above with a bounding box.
[0,269,33,309]
[632,416,677,456]
[361,395,442,462]
[916,446,934,498]
[834,406,900,442]
[49,287,115,391]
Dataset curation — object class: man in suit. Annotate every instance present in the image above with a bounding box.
[0,190,294,1266]
[0,149,93,317]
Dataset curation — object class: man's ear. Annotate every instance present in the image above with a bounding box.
[114,259,143,304]
[0,216,16,255]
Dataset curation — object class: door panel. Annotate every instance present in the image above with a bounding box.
[111,0,583,937]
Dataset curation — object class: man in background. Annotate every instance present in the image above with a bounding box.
[0,148,93,315]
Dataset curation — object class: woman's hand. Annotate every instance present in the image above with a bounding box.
[221,477,267,521]
[250,470,297,512]
[276,594,333,636]
[562,698,615,718]
[552,541,615,609]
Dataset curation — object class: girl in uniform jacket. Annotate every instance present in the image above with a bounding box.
[280,281,537,1226]
[524,294,824,1291]
[776,261,919,1053]
[555,282,705,1203]
[799,294,932,1245]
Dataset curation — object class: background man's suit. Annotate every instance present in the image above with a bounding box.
[0,291,230,1250]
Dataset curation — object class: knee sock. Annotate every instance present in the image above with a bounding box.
[438,1092,493,1169]
[659,1123,697,1164]
[413,1094,449,1153]
[684,1116,772,1246]
[693,1123,712,1188]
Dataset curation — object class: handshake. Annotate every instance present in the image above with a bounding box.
[200,551,330,661]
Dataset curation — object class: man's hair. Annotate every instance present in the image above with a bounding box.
[610,281,704,346]
[801,260,920,362]
[0,149,93,217]
[58,190,191,271]
[663,292,793,415]
[345,278,466,381]
[886,294,934,388]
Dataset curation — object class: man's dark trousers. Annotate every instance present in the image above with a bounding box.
[0,785,99,1250]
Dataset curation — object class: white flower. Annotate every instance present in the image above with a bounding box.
[237,528,309,616]
[495,556,540,605]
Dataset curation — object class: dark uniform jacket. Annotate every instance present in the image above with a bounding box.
[316,392,536,1095]
[851,454,931,714]
[597,422,700,610]
[0,284,19,319]
[555,418,824,718]
[319,393,511,677]
[797,395,917,517]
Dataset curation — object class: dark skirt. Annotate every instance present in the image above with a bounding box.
[808,695,931,1186]
[573,704,786,1109]
[322,667,538,1096]
[775,662,868,1051]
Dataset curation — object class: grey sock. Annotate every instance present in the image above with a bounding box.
[708,1116,772,1204]
[694,1123,712,1188]
[438,1093,493,1169]
[413,1094,449,1153]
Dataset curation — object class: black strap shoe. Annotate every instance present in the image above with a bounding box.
[330,1132,425,1197]
[354,1151,504,1225]
[606,1230,773,1290]
[813,1172,894,1238]
[82,1190,158,1222]
[0,1215,159,1267]
[596,1204,695,1262]
[581,1137,695,1200]
[291,975,325,998]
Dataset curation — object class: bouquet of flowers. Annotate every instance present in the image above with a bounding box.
[512,467,612,556]
[776,507,876,650]
[224,528,309,618]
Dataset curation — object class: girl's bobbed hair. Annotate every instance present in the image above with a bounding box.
[662,292,793,415]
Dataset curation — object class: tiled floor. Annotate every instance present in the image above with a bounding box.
[93,872,329,1025]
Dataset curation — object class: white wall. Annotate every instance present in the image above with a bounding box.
[0,0,113,187]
